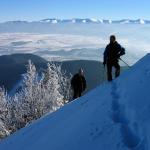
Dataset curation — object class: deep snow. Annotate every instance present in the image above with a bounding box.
[0,54,150,150]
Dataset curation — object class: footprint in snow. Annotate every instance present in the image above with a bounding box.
[110,82,143,149]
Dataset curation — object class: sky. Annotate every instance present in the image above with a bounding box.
[0,0,150,22]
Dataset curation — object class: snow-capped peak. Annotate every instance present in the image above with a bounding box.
[108,19,112,24]
[90,18,99,22]
[51,19,58,24]
[120,19,130,24]
[72,19,76,23]
[40,18,59,23]
[98,19,104,23]
[139,19,145,24]
[82,19,87,23]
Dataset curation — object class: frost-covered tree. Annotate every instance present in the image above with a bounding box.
[49,63,72,103]
[2,60,44,132]
[0,88,10,138]
[14,60,70,124]
[0,60,71,139]
[41,63,64,113]
[17,60,44,121]
[0,88,7,121]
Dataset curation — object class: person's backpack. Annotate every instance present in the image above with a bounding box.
[120,47,125,56]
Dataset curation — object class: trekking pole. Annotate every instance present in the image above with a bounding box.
[119,58,130,68]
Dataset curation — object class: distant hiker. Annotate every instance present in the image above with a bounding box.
[103,35,125,81]
[71,68,87,99]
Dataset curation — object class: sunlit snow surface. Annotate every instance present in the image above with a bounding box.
[0,24,150,64]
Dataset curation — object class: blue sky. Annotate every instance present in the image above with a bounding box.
[0,0,150,21]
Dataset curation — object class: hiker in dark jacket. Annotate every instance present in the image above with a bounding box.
[103,35,125,81]
[71,68,87,99]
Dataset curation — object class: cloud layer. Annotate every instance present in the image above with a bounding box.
[0,24,150,65]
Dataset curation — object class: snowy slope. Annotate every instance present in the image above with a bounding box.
[0,54,150,150]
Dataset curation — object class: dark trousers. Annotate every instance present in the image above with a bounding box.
[73,89,82,99]
[107,61,120,81]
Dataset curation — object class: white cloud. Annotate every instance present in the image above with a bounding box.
[0,33,104,51]
[0,31,149,64]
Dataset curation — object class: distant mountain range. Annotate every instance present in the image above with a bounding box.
[2,18,150,24]
[0,18,149,33]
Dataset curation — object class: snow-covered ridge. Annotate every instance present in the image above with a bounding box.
[2,18,150,24]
